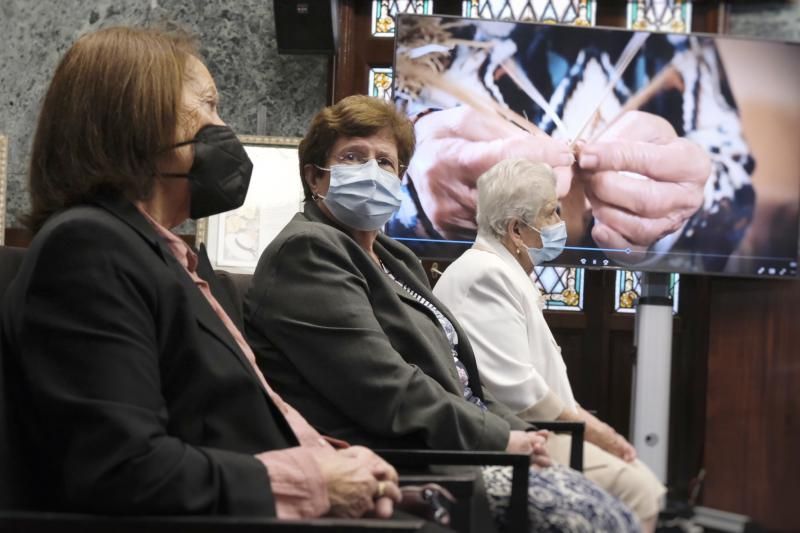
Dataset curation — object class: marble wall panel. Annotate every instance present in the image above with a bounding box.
[0,0,328,229]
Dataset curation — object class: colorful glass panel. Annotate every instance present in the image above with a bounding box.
[369,67,394,101]
[627,0,692,32]
[372,0,434,37]
[615,271,680,314]
[533,266,585,311]
[462,0,596,26]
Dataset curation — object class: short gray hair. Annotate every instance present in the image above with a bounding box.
[475,159,556,238]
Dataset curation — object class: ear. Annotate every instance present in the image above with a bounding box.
[503,219,524,251]
[506,219,523,240]
[303,163,321,194]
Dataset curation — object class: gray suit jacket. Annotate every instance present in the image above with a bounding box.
[245,202,531,452]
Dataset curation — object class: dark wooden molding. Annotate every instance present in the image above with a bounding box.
[703,277,800,530]
[4,227,32,248]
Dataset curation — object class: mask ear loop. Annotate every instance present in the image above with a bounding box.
[521,219,543,235]
[157,138,199,178]
[310,164,330,201]
[512,220,530,256]
[171,139,197,149]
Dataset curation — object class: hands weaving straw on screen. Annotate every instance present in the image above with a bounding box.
[398,29,712,260]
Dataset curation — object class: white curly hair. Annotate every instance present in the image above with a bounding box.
[475,159,556,238]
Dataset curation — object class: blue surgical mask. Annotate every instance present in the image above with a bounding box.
[315,159,403,231]
[525,220,567,264]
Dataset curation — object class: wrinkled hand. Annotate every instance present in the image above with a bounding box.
[408,106,575,239]
[314,446,401,518]
[577,110,712,260]
[506,430,553,468]
[594,425,637,463]
[612,434,637,463]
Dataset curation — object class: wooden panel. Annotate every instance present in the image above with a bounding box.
[607,329,635,435]
[332,0,360,101]
[667,274,710,499]
[554,328,590,406]
[4,228,31,248]
[703,277,800,531]
[595,0,628,28]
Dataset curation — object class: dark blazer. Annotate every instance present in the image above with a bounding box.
[1,194,297,515]
[245,202,531,452]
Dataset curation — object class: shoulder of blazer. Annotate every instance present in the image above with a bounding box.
[264,211,366,264]
[377,231,421,264]
[453,248,521,293]
[251,210,370,291]
[36,195,165,257]
[443,250,535,320]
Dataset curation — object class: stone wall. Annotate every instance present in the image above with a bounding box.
[728,0,800,41]
[0,0,328,229]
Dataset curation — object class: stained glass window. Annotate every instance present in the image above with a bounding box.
[369,68,394,101]
[615,271,680,314]
[627,0,692,32]
[459,1,594,312]
[462,0,596,26]
[533,266,585,311]
[372,0,434,37]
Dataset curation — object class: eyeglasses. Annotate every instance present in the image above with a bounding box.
[333,150,403,175]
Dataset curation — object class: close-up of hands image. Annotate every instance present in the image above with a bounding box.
[574,109,711,261]
[388,17,756,271]
[405,104,711,263]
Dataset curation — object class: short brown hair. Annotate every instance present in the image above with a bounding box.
[26,26,199,232]
[298,95,415,201]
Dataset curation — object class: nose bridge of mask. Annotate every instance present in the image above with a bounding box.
[171,122,225,151]
[329,159,400,200]
[321,159,403,231]
[526,220,564,237]
[541,220,567,239]
[329,162,375,208]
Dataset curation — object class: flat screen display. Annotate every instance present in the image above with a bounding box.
[386,14,800,279]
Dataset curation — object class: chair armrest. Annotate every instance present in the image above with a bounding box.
[375,449,529,533]
[0,512,425,533]
[398,473,476,500]
[528,421,584,472]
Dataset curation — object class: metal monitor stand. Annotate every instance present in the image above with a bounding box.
[631,272,673,483]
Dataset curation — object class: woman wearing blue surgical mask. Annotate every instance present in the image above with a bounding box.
[433,159,665,533]
[246,97,640,532]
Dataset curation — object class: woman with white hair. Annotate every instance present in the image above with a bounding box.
[434,159,666,533]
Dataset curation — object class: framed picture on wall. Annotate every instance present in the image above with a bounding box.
[196,135,304,273]
[0,134,8,246]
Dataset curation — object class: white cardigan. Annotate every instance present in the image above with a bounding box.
[433,233,578,420]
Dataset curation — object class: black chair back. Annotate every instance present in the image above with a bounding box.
[213,270,253,330]
[0,246,33,510]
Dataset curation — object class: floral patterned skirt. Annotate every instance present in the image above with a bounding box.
[482,464,640,533]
